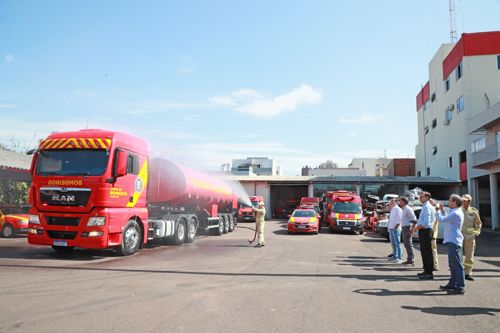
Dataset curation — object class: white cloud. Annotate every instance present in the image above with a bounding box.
[211,84,322,118]
[208,96,238,107]
[4,54,15,63]
[340,113,385,124]
[0,104,17,109]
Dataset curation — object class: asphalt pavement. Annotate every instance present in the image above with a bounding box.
[1,220,499,333]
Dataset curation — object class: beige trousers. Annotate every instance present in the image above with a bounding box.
[257,220,265,245]
[463,238,476,275]
[431,239,438,269]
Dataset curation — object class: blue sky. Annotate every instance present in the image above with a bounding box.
[1,0,499,174]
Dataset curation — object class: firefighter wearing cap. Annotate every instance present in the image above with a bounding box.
[461,194,482,281]
[252,201,266,247]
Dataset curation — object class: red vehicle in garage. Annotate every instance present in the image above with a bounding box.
[237,195,263,222]
[324,190,364,235]
[27,129,239,255]
[0,207,30,238]
[287,208,320,234]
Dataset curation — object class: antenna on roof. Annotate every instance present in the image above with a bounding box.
[449,0,457,43]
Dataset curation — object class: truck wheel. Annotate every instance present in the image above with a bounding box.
[215,218,224,236]
[222,216,229,234]
[358,229,364,235]
[1,223,14,238]
[228,215,235,232]
[117,220,142,255]
[51,245,75,254]
[185,217,197,243]
[172,220,186,245]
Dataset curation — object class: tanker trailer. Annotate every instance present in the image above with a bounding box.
[147,157,238,245]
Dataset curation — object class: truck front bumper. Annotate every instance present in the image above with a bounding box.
[330,222,363,232]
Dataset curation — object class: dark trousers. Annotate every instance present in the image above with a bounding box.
[447,242,465,290]
[418,228,434,274]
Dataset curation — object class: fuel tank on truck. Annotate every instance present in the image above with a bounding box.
[148,158,236,206]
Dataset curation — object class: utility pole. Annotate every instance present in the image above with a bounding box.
[449,0,457,43]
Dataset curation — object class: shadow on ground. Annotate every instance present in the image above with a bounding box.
[401,305,500,316]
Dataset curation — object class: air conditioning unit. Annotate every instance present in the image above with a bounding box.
[449,104,455,111]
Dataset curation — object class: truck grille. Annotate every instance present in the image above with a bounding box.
[46,216,81,227]
[39,187,91,207]
[47,231,78,240]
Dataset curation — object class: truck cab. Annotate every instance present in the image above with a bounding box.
[27,129,149,255]
[324,191,364,235]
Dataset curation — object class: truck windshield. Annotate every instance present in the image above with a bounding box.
[37,150,109,176]
[333,202,361,214]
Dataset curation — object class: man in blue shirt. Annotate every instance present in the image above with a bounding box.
[437,194,465,295]
[413,191,435,279]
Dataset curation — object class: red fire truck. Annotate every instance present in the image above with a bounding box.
[323,190,364,235]
[27,129,238,255]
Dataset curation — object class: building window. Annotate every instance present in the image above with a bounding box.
[457,95,464,112]
[432,118,437,128]
[459,150,467,163]
[426,167,430,176]
[445,77,450,91]
[497,55,500,69]
[417,171,421,177]
[444,107,452,125]
[424,126,429,134]
[431,93,436,102]
[456,62,462,80]
[497,131,500,153]
[448,156,453,168]
[432,146,438,155]
[471,137,486,153]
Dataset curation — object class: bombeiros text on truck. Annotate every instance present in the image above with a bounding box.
[27,129,239,255]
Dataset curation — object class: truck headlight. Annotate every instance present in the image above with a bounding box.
[87,217,106,226]
[29,214,40,225]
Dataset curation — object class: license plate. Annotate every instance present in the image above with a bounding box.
[53,240,67,246]
[298,225,306,229]
[343,227,351,230]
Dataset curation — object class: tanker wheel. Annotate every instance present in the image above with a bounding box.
[117,220,142,256]
[172,219,186,245]
[214,218,224,236]
[223,216,229,234]
[185,217,197,243]
[1,223,14,238]
[228,216,235,232]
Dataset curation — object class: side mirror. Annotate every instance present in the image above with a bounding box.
[115,151,128,177]
[317,214,321,219]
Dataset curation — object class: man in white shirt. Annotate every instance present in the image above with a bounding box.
[388,200,403,263]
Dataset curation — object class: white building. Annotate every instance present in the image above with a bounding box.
[415,31,500,230]
[231,157,281,176]
[348,158,391,176]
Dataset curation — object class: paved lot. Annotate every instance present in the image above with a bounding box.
[1,220,499,333]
